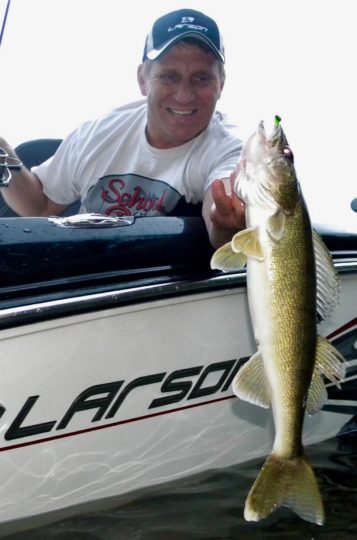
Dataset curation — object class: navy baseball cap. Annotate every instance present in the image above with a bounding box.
[143,9,225,63]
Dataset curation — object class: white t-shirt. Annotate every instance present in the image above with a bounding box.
[33,99,242,217]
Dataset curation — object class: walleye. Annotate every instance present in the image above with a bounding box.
[211,117,345,525]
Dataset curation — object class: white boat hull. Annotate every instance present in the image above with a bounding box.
[0,271,355,527]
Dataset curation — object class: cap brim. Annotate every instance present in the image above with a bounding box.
[146,32,224,63]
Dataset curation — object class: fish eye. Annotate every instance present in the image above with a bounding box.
[283,147,294,162]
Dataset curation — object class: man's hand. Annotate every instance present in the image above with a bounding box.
[210,177,245,231]
[0,137,67,216]
[202,171,246,249]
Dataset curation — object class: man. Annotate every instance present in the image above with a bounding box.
[0,9,245,248]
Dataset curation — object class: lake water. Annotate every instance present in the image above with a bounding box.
[1,433,356,540]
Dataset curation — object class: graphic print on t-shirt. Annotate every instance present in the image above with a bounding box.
[83,174,182,217]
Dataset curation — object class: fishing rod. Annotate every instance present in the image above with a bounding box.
[0,0,23,187]
[0,0,11,48]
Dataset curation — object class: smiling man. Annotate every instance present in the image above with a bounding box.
[0,9,245,248]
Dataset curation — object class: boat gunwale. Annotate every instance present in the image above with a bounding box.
[0,256,356,331]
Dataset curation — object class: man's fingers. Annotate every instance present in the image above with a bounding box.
[211,179,231,216]
[209,177,246,232]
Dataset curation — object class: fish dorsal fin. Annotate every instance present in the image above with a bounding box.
[313,231,341,321]
[231,228,264,261]
[306,335,346,415]
[210,241,247,272]
[232,351,270,408]
[266,210,286,241]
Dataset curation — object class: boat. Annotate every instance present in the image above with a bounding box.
[1,0,356,531]
[0,0,356,532]
[0,142,356,533]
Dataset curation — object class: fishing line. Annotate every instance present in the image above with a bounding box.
[0,0,11,48]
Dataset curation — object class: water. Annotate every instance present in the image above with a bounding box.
[1,434,356,540]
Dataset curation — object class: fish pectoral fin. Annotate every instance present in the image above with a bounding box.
[231,227,264,261]
[266,210,286,241]
[244,453,324,525]
[313,230,341,321]
[232,351,270,408]
[210,241,247,272]
[306,335,346,415]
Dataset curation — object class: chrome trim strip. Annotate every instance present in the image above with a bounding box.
[0,258,356,329]
[334,259,357,270]
[0,272,248,327]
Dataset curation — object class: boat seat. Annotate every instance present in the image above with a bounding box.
[16,138,63,168]
[0,138,80,217]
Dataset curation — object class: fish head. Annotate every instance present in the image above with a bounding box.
[236,117,299,213]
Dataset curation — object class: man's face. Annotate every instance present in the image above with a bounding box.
[138,42,225,149]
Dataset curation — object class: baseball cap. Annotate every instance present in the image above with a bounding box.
[142,9,225,63]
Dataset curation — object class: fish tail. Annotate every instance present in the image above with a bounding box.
[244,453,324,525]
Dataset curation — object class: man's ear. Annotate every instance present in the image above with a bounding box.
[137,64,147,96]
[219,72,225,97]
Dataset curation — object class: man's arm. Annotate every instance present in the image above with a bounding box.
[202,177,245,249]
[0,138,67,217]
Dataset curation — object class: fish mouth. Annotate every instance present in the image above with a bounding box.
[234,117,295,207]
[257,118,294,164]
[257,117,281,143]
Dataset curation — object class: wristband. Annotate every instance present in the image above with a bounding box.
[0,147,23,187]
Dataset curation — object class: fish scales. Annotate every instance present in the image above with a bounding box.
[265,199,315,455]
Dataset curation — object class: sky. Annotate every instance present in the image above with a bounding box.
[0,0,356,230]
